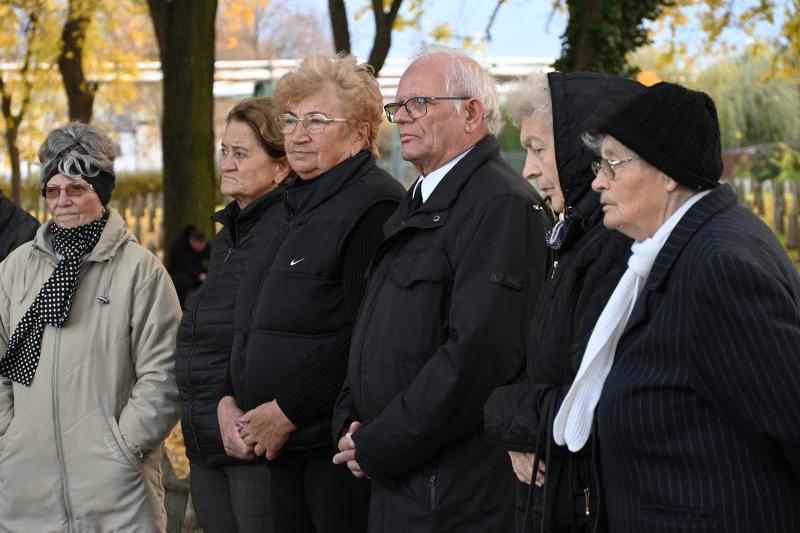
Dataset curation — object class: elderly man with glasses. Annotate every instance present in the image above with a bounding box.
[332,46,552,532]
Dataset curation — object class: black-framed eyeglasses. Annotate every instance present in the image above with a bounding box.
[42,182,95,198]
[275,113,350,135]
[383,96,471,123]
[591,155,639,180]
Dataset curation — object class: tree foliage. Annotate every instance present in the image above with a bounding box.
[0,0,61,202]
[217,0,332,60]
[693,45,799,149]
[553,0,675,75]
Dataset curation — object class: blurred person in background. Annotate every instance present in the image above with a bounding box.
[218,54,404,533]
[167,224,210,308]
[175,97,291,533]
[484,70,642,533]
[0,122,180,532]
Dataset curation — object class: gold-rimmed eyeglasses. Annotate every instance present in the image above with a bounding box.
[591,155,639,180]
[275,113,350,135]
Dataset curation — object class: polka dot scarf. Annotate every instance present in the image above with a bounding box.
[0,215,107,386]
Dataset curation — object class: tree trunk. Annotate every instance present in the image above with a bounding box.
[59,0,98,123]
[4,124,21,204]
[147,0,217,250]
[568,0,604,70]
[328,0,350,54]
[366,0,403,76]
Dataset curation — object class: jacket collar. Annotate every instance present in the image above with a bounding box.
[285,150,375,218]
[385,135,500,237]
[213,184,285,231]
[623,184,736,336]
[34,208,132,263]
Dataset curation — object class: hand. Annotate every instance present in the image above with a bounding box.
[239,400,297,461]
[508,451,546,487]
[332,421,366,479]
[217,396,254,460]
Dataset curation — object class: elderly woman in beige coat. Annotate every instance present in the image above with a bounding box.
[0,122,181,532]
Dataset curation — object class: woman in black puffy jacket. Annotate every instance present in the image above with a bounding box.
[484,71,642,533]
[174,97,291,533]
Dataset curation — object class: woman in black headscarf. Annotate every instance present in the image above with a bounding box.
[484,71,642,532]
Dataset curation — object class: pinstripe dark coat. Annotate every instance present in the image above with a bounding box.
[596,183,800,532]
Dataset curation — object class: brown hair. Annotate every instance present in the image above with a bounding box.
[272,54,383,158]
[226,97,286,159]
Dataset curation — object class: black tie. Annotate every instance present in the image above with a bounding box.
[409,186,423,213]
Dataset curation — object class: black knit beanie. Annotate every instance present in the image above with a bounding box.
[596,82,723,191]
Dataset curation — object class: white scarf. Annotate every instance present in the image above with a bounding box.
[552,190,710,452]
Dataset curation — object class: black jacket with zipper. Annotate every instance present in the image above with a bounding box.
[484,72,642,532]
[175,186,285,467]
[333,135,552,533]
[230,151,404,451]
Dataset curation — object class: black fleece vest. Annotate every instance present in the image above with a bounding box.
[231,152,404,450]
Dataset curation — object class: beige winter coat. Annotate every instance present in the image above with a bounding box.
[0,210,181,533]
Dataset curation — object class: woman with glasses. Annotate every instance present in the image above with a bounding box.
[483,71,641,532]
[217,54,404,533]
[176,97,291,532]
[0,122,181,531]
[553,82,800,532]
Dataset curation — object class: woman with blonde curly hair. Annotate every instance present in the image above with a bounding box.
[217,54,404,533]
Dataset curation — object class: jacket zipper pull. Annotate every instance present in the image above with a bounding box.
[550,259,559,279]
[429,468,438,510]
[224,247,233,263]
[584,487,591,516]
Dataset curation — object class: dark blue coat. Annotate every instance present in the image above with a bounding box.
[597,184,800,532]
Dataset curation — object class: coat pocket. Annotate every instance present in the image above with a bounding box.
[106,415,143,466]
[386,249,452,288]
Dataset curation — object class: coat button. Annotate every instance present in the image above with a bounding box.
[433,215,440,222]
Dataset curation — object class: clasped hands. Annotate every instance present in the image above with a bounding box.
[332,420,367,479]
[217,396,297,461]
[508,451,546,487]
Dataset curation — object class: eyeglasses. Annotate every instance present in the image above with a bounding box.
[42,183,95,198]
[275,113,350,134]
[383,96,471,123]
[591,155,639,180]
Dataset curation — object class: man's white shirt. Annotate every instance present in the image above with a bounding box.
[411,147,474,202]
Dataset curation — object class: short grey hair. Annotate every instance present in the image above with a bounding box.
[412,44,502,137]
[506,71,552,130]
[38,122,116,186]
[581,132,607,155]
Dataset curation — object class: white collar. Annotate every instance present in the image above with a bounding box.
[412,147,474,202]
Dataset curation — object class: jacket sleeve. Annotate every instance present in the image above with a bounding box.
[118,262,182,455]
[353,195,548,487]
[484,381,562,453]
[485,227,630,455]
[0,260,12,437]
[688,252,800,478]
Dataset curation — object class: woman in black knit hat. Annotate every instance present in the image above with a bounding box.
[553,81,800,532]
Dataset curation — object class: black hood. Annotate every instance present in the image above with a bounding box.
[548,71,644,211]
